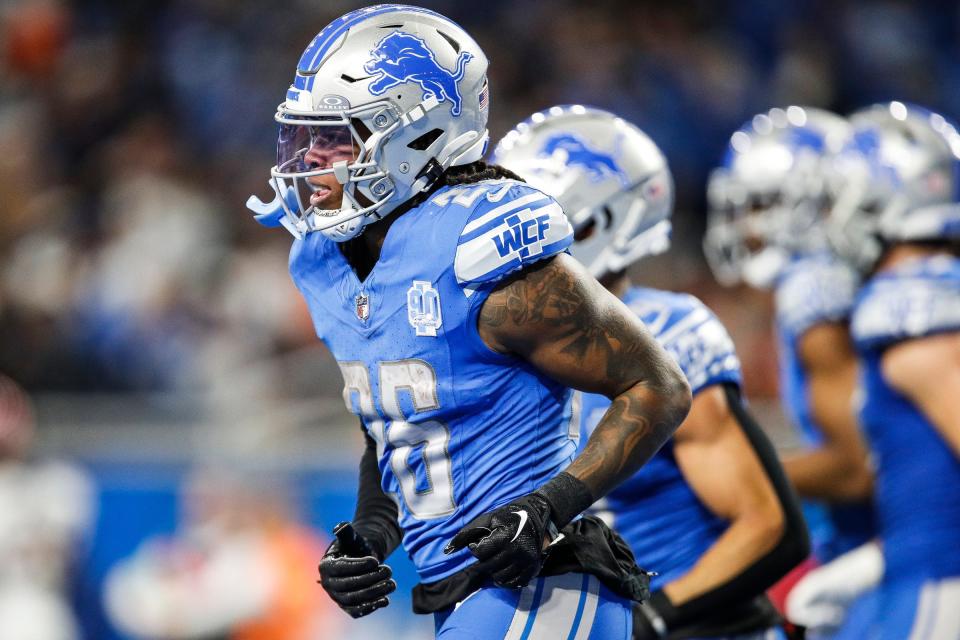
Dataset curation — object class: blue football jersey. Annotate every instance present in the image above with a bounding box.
[852,255,960,580]
[289,179,577,583]
[774,253,860,446]
[578,287,741,589]
[774,253,874,561]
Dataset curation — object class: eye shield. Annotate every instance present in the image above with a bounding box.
[276,123,358,176]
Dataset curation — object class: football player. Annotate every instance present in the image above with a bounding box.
[793,101,960,637]
[704,107,876,574]
[246,6,691,639]
[495,105,808,640]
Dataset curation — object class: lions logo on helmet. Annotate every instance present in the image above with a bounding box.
[248,5,490,243]
[494,105,673,279]
[539,133,627,185]
[365,31,473,116]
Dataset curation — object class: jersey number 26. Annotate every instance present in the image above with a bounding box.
[339,360,457,520]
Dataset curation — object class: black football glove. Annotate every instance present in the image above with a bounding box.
[318,522,396,618]
[443,491,559,589]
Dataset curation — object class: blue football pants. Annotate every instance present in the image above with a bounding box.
[433,573,633,639]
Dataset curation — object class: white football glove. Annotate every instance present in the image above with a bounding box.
[786,541,883,633]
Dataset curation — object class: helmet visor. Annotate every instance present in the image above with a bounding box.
[276,123,357,175]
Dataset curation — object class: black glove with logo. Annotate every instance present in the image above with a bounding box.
[318,522,396,618]
[443,472,594,589]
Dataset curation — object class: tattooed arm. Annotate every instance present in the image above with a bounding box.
[478,253,692,500]
[443,254,690,587]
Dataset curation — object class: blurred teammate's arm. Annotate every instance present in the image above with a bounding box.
[782,323,874,501]
[881,331,960,458]
[479,254,692,500]
[665,385,795,603]
[634,384,807,634]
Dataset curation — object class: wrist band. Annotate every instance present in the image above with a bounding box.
[535,472,595,529]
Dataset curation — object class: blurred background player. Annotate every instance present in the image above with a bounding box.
[495,105,809,639]
[10,1,960,638]
[704,109,876,582]
[248,6,692,638]
[103,469,336,640]
[0,374,94,640]
[789,101,960,638]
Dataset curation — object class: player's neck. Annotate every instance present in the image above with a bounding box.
[876,244,944,273]
[364,215,395,253]
[339,213,400,282]
[601,272,631,299]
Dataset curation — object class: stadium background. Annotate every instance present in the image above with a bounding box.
[1,0,956,637]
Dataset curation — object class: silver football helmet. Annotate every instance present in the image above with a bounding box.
[253,5,490,242]
[826,101,960,271]
[704,106,850,288]
[492,105,673,280]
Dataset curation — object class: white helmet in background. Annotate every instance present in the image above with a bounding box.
[493,105,673,280]
[261,4,490,242]
[826,101,960,272]
[704,106,850,288]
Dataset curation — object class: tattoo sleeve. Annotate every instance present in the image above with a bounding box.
[478,254,692,499]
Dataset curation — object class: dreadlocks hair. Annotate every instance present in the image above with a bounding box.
[390,161,525,219]
[440,161,525,186]
[339,162,525,278]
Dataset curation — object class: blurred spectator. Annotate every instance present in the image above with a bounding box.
[0,0,957,404]
[103,469,339,640]
[3,0,956,637]
[0,374,95,640]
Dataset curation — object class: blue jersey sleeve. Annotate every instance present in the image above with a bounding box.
[626,289,742,396]
[776,256,859,338]
[852,256,960,352]
[661,297,742,395]
[775,255,859,342]
[452,180,573,291]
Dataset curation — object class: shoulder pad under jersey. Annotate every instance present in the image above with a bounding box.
[776,255,859,340]
[852,255,960,352]
[627,288,742,395]
[449,180,573,291]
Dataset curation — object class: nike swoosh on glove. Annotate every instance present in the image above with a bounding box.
[319,522,396,618]
[443,492,554,589]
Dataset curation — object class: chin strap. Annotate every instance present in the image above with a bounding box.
[412,158,445,193]
[410,130,489,194]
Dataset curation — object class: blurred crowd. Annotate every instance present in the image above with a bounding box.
[3,0,959,402]
[3,0,960,638]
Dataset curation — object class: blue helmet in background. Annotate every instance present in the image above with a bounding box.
[704,106,850,288]
[493,105,674,280]
[826,101,960,272]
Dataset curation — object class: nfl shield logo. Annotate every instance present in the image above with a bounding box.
[355,293,370,321]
